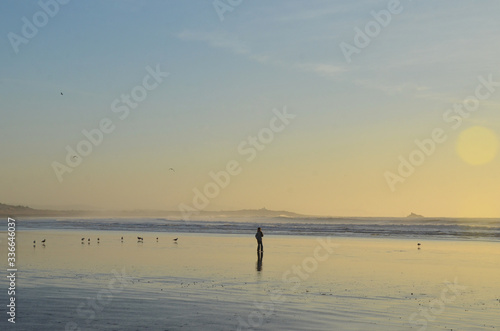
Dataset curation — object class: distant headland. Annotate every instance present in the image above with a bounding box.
[0,203,430,219]
[0,203,304,218]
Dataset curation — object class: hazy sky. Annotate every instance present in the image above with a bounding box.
[1,0,500,217]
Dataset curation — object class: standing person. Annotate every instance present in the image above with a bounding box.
[255,227,264,252]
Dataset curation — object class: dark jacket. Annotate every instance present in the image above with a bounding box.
[255,231,264,241]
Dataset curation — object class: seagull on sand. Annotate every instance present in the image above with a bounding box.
[41,239,46,243]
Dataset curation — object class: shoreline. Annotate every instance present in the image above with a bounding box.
[5,227,500,243]
[5,215,500,238]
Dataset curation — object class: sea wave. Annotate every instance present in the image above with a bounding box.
[7,217,500,241]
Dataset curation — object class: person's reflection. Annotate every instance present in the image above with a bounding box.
[256,250,263,272]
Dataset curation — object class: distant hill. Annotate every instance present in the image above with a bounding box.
[0,203,305,219]
[407,212,424,218]
[0,203,34,214]
[0,202,82,217]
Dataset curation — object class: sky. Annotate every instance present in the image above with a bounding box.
[1,0,500,217]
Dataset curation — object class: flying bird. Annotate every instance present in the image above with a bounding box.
[173,238,178,241]
[41,239,46,243]
[169,168,175,172]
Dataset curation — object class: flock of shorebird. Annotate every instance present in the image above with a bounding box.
[80,236,178,244]
[134,236,177,243]
[33,236,179,247]
[32,239,46,247]
[80,237,100,244]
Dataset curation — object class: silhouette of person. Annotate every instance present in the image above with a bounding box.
[255,227,264,252]
[256,251,263,272]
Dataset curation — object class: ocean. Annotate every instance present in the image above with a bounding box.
[11,216,500,241]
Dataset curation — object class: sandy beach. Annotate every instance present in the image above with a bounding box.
[0,229,498,330]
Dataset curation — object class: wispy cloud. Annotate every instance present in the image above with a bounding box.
[276,7,343,22]
[177,30,250,55]
[295,63,347,78]
[173,28,436,97]
[353,78,436,98]
[273,0,376,22]
[176,30,347,79]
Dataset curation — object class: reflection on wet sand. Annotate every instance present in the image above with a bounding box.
[256,251,263,272]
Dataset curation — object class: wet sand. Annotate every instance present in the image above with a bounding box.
[1,230,499,330]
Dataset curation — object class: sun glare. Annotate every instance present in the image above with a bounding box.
[456,126,498,165]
